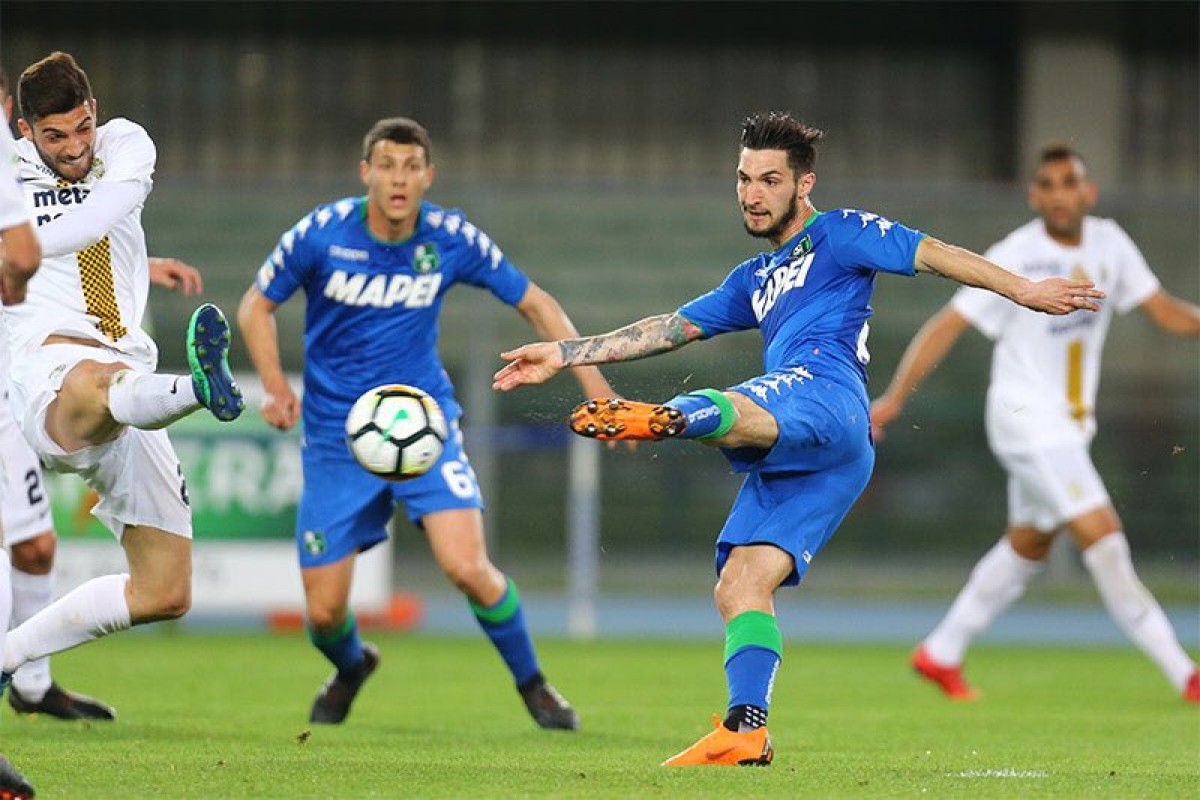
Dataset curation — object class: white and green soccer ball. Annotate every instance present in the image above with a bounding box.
[345,384,448,481]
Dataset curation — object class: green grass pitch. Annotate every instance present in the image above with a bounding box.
[6,632,1197,798]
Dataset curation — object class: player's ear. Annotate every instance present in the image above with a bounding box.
[1082,179,1098,210]
[359,160,370,186]
[424,164,436,189]
[798,170,816,197]
[16,117,32,141]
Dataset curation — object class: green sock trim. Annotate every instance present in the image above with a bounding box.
[692,388,737,441]
[470,577,520,624]
[724,610,783,662]
[309,612,355,645]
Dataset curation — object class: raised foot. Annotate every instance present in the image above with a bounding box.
[661,715,773,767]
[187,303,244,422]
[911,646,980,701]
[569,398,686,441]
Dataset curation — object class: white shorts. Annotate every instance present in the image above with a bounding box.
[993,442,1110,532]
[7,343,192,540]
[0,389,53,546]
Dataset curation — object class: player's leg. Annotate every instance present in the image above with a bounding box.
[1070,506,1199,701]
[915,446,1077,699]
[913,525,1046,699]
[2,425,192,679]
[302,554,380,724]
[8,531,116,721]
[423,507,578,730]
[2,523,189,678]
[663,543,787,767]
[569,387,776,445]
[293,448,397,724]
[44,305,241,453]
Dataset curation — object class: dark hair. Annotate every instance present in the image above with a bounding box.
[17,51,93,123]
[362,117,433,163]
[740,111,824,176]
[1036,141,1087,172]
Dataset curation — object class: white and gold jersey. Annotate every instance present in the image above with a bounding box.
[952,216,1159,448]
[2,118,157,366]
[0,115,29,231]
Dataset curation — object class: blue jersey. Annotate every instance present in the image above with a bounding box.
[678,209,925,389]
[256,197,530,445]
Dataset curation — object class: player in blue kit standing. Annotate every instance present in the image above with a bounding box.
[237,117,618,729]
[493,111,1104,766]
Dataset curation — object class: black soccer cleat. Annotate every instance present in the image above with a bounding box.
[519,676,579,731]
[309,642,380,725]
[8,682,116,721]
[0,754,35,800]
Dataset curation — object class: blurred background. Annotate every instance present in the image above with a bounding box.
[2,1,1196,637]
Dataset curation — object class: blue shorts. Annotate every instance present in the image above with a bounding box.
[295,423,483,568]
[714,366,875,585]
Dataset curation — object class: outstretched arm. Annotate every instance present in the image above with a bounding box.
[915,237,1104,314]
[1139,290,1200,337]
[493,311,704,391]
[870,305,971,440]
[514,282,618,398]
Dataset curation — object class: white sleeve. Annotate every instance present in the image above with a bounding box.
[1109,223,1161,314]
[35,179,145,257]
[0,118,30,231]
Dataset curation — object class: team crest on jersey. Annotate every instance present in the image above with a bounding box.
[788,234,813,258]
[413,243,440,274]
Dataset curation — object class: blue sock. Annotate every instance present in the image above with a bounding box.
[309,612,366,674]
[724,610,783,729]
[665,388,736,440]
[470,577,540,687]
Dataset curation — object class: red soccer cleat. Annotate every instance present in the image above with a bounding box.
[1184,670,1200,704]
[911,646,980,701]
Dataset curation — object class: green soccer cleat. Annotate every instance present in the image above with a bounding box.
[187,303,244,422]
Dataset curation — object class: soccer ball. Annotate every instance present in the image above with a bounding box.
[345,384,448,481]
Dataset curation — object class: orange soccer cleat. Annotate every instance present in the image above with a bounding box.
[661,715,773,767]
[911,646,980,701]
[1183,670,1200,704]
[569,398,687,441]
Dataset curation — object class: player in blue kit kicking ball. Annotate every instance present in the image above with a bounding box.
[494,111,1104,766]
[237,117,619,729]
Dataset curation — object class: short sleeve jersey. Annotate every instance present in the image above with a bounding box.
[951,216,1159,441]
[256,198,530,444]
[0,116,30,381]
[679,209,925,389]
[3,118,156,363]
[0,115,28,231]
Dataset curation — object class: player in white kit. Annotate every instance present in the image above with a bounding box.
[871,143,1200,703]
[0,100,42,800]
[0,51,242,698]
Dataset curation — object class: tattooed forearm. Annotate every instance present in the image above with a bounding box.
[558,313,698,366]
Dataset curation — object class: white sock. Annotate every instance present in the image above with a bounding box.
[10,569,55,701]
[1082,532,1196,691]
[107,370,200,430]
[924,538,1044,665]
[3,573,131,674]
[0,552,12,674]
